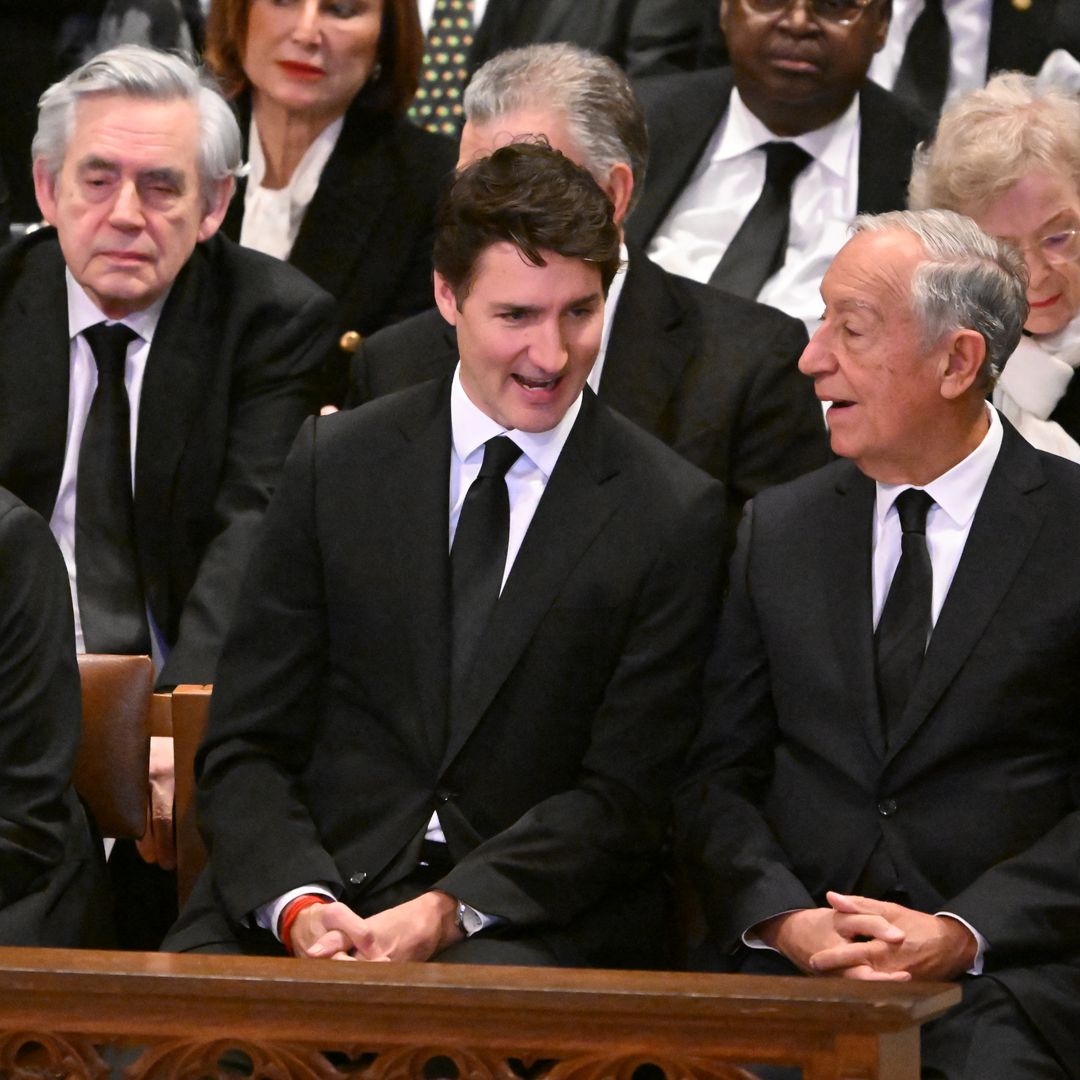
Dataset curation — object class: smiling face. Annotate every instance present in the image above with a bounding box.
[243,0,382,125]
[435,242,604,433]
[798,229,972,483]
[720,0,889,135]
[33,94,230,319]
[970,170,1080,337]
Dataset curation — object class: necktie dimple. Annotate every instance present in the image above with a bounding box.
[409,0,475,136]
[892,0,951,118]
[874,488,935,746]
[450,435,522,696]
[709,141,812,300]
[76,322,151,654]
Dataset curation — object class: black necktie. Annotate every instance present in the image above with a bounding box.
[709,141,812,299]
[451,436,522,694]
[409,0,475,135]
[874,489,934,746]
[76,322,151,655]
[892,0,951,118]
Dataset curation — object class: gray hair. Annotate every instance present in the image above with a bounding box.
[32,44,241,206]
[908,72,1080,216]
[853,208,1029,387]
[463,43,648,213]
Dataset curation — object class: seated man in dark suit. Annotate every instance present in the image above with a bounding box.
[0,485,112,948]
[0,44,334,939]
[678,209,1080,1077]
[628,0,930,333]
[353,43,828,527]
[165,143,726,966]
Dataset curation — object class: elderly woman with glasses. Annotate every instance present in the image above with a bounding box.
[909,72,1080,462]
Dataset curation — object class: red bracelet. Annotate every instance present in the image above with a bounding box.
[279,895,331,956]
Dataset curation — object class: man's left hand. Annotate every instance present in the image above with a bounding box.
[316,891,464,963]
[808,891,977,981]
[136,735,176,870]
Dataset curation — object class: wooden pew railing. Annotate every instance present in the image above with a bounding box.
[0,948,958,1080]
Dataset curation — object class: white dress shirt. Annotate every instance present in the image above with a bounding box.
[646,88,860,337]
[50,272,166,660]
[258,372,586,938]
[240,114,344,262]
[868,0,992,105]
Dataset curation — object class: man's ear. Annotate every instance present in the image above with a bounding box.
[433,270,460,326]
[939,328,987,400]
[196,176,235,242]
[32,158,59,226]
[599,161,634,227]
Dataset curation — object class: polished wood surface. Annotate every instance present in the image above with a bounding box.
[0,947,959,1079]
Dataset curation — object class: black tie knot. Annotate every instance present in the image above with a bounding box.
[763,142,812,189]
[894,489,934,536]
[478,435,522,480]
[83,322,137,379]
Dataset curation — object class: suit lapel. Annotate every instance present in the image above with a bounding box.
[885,424,1047,761]
[599,249,694,442]
[439,393,621,769]
[383,382,454,764]
[0,236,71,517]
[825,467,884,757]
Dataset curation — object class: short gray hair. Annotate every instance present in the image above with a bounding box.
[908,72,1080,216]
[853,208,1029,387]
[463,43,648,213]
[33,44,241,205]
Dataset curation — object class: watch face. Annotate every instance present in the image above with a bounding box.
[458,902,483,937]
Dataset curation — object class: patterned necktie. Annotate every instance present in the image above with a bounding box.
[874,489,935,746]
[410,0,475,136]
[76,322,151,654]
[709,141,812,300]
[450,435,522,697]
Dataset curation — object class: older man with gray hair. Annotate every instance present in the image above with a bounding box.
[351,43,827,528]
[677,208,1080,1079]
[0,44,334,945]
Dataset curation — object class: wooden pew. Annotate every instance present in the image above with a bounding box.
[0,948,959,1080]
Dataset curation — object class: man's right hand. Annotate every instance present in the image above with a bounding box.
[287,901,389,961]
[754,905,909,980]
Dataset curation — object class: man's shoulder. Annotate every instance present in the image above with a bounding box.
[633,66,733,113]
[858,79,933,146]
[0,227,64,295]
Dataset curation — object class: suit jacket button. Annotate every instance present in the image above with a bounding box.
[339,330,363,353]
[349,871,368,885]
[877,799,898,817]
[436,789,452,804]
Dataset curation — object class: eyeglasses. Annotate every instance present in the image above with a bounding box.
[1012,227,1080,267]
[741,0,879,26]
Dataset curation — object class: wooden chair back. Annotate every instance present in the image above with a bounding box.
[171,684,212,908]
[74,653,153,839]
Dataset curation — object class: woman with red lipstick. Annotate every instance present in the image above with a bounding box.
[205,0,456,402]
[910,72,1080,463]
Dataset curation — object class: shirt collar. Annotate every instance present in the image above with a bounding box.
[450,364,583,479]
[717,87,860,183]
[65,268,167,344]
[875,405,1003,529]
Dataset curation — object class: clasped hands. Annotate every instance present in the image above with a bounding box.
[288,891,464,963]
[757,891,978,982]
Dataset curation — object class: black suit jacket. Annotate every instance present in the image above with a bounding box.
[626,69,930,250]
[470,0,706,78]
[222,96,456,401]
[176,379,725,964]
[677,419,1080,1066]
[988,0,1079,76]
[0,486,111,948]
[0,229,335,686]
[349,249,828,521]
